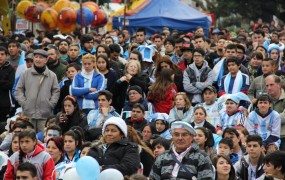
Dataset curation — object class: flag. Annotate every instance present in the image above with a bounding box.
[15,51,27,79]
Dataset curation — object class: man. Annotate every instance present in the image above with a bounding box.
[47,46,66,82]
[87,90,120,129]
[57,39,69,61]
[162,27,170,37]
[265,74,285,150]
[195,26,204,36]
[179,42,194,71]
[122,28,131,44]
[136,28,147,45]
[80,34,96,55]
[66,43,81,66]
[109,44,126,76]
[153,34,165,56]
[124,103,147,132]
[0,46,15,123]
[7,40,21,70]
[236,44,249,67]
[173,38,184,64]
[253,29,265,48]
[15,49,60,132]
[16,162,38,180]
[150,121,214,179]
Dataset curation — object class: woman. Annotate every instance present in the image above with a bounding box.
[248,51,264,82]
[148,68,177,114]
[57,95,88,134]
[194,127,217,162]
[141,124,156,142]
[96,55,118,91]
[169,92,194,124]
[213,155,236,180]
[127,125,154,176]
[191,106,216,134]
[268,44,281,73]
[7,134,19,157]
[71,53,105,114]
[63,130,82,163]
[4,130,55,180]
[154,56,184,92]
[87,117,140,176]
[111,60,150,113]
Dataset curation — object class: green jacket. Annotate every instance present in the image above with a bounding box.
[48,61,66,82]
[272,89,285,137]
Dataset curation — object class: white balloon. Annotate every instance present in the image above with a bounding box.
[98,169,124,180]
[63,168,81,180]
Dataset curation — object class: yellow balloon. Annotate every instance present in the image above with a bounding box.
[40,8,58,31]
[53,0,71,13]
[70,1,80,11]
[16,0,33,18]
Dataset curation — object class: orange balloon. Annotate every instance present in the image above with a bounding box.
[16,0,33,19]
[24,5,42,22]
[40,8,58,31]
[53,0,71,12]
[37,2,49,9]
[58,8,76,27]
[83,1,99,12]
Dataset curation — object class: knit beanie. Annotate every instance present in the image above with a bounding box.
[102,117,127,138]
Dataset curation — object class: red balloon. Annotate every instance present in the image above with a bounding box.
[58,8,77,33]
[92,9,108,27]
[25,5,42,23]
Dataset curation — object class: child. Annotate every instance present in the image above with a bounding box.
[218,138,239,164]
[63,130,83,163]
[222,128,246,159]
[153,113,172,140]
[152,137,171,158]
[234,135,265,180]
[4,130,55,180]
[245,94,281,152]
[219,57,250,96]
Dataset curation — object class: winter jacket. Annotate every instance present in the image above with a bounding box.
[191,120,216,134]
[104,69,118,91]
[183,61,214,104]
[123,98,149,112]
[15,66,60,119]
[169,106,194,124]
[87,138,140,176]
[150,142,214,180]
[270,89,285,138]
[0,62,15,108]
[138,146,155,177]
[56,77,72,112]
[57,111,88,134]
[47,61,66,82]
[4,143,55,180]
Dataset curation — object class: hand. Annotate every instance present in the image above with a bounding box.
[119,76,127,82]
[89,88,97,92]
[216,130,223,136]
[101,107,109,116]
[266,144,278,154]
[125,74,133,81]
[251,98,257,104]
[59,114,67,123]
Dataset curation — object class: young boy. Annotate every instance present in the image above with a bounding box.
[152,137,171,158]
[16,162,38,180]
[234,135,265,180]
[219,57,250,96]
[248,58,274,104]
[222,128,246,159]
[245,94,281,152]
[218,138,239,164]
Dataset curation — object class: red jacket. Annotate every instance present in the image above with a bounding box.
[4,143,55,180]
[148,83,177,114]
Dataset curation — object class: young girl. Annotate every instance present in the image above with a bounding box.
[214,155,236,180]
[153,113,171,140]
[148,68,177,114]
[8,134,19,157]
[71,53,105,114]
[4,130,55,180]
[191,107,216,134]
[79,142,92,158]
[169,92,194,124]
[96,55,118,91]
[63,130,82,163]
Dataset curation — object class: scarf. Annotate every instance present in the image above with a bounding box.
[224,70,243,94]
[81,69,94,79]
[130,117,145,123]
[171,144,192,177]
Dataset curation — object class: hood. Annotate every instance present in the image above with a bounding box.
[23,143,45,158]
[189,60,209,69]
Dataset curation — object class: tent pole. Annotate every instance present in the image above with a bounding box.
[123,0,127,29]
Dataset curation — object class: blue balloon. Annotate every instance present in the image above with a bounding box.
[76,7,94,27]
[76,156,100,180]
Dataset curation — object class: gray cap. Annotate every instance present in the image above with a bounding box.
[33,49,48,58]
[25,53,34,61]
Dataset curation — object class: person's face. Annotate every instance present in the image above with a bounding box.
[97,47,108,57]
[154,144,166,158]
[118,35,124,43]
[196,28,204,35]
[33,54,48,68]
[129,53,139,61]
[172,128,193,152]
[269,49,279,61]
[165,41,174,53]
[46,130,60,141]
[83,40,94,51]
[64,100,75,115]
[80,147,90,158]
[23,40,31,49]
[12,136,19,153]
[203,90,217,104]
[82,58,95,72]
[136,32,145,44]
[154,38,162,48]
[127,62,139,75]
[96,57,107,72]
[20,137,37,153]
[175,42,183,55]
[16,170,36,180]
[271,34,278,42]
[250,56,262,69]
[46,140,62,161]
[64,135,77,153]
[131,107,144,120]
[194,108,206,124]
[98,95,111,109]
[225,100,238,114]
[47,49,58,65]
[223,132,239,148]
[256,47,266,58]
[105,38,113,45]
[122,30,130,40]
[265,77,281,98]
[225,49,237,59]
[68,46,80,59]
[263,162,282,177]
[25,59,33,68]
[175,95,186,109]
[236,49,244,60]
[194,129,207,147]
[0,50,7,66]
[217,39,225,49]
[8,43,20,56]
[216,157,231,176]
[155,120,166,133]
[218,143,231,156]
[257,100,271,114]
[142,126,152,141]
[246,141,262,159]
[262,61,273,75]
[279,35,285,44]
[227,62,240,75]
[110,52,120,61]
[183,50,193,61]
[58,41,69,54]
[67,67,78,80]
[195,38,205,49]
[193,52,204,66]
[128,90,142,103]
[104,125,123,145]
[160,62,170,70]
[13,127,23,135]
[254,33,264,45]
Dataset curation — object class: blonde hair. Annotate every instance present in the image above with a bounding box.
[174,92,192,110]
[82,53,98,72]
[125,60,141,74]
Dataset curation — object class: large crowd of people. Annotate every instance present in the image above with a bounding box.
[1,18,285,180]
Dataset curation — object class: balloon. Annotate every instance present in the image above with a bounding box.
[92,9,108,27]
[82,1,99,12]
[58,7,77,33]
[40,8,58,31]
[37,2,49,9]
[70,1,80,11]
[16,0,33,19]
[76,7,94,27]
[63,168,81,180]
[76,156,100,180]
[53,0,71,12]
[24,5,42,22]
[98,169,124,180]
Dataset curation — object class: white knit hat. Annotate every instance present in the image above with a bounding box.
[102,117,127,138]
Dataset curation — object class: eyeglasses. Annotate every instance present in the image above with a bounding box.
[172,132,191,138]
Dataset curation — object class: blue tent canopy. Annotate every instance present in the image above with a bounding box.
[113,0,211,36]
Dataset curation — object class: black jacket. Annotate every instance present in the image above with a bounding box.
[0,62,15,108]
[57,111,88,134]
[87,138,140,176]
[191,120,216,134]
